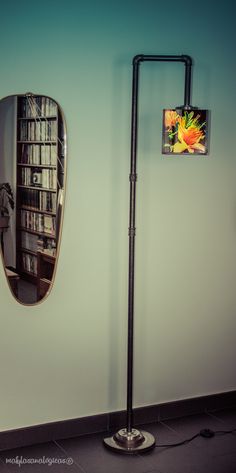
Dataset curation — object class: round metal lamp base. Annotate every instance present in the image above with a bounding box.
[103,428,155,454]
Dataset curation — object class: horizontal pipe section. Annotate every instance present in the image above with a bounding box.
[133,54,192,66]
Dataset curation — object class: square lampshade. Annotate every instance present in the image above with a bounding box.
[162,108,208,155]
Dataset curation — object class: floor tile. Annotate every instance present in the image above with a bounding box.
[209,408,236,429]
[0,457,12,471]
[0,441,82,472]
[162,412,236,458]
[138,422,199,472]
[138,442,202,473]
[57,431,162,473]
[162,412,225,435]
[198,452,236,473]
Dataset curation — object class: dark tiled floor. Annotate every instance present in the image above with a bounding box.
[18,279,37,304]
[0,409,236,472]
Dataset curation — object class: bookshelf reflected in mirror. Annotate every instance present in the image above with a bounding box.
[0,94,66,304]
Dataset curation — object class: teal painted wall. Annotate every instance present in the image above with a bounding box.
[0,0,236,430]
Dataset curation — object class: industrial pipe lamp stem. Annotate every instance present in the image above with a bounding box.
[103,53,206,454]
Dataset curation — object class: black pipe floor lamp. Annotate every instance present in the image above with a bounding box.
[103,54,209,454]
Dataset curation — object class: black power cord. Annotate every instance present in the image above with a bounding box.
[155,427,236,448]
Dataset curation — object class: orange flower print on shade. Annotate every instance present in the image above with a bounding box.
[164,110,179,129]
[162,109,208,155]
[173,120,206,153]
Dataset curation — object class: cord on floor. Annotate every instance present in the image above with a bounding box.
[155,427,236,448]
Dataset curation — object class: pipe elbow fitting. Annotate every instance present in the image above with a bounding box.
[132,54,144,66]
[181,55,193,66]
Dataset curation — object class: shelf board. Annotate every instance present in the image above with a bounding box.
[19,269,37,279]
[18,116,57,121]
[21,248,55,258]
[21,248,37,256]
[40,277,51,284]
[17,163,57,169]
[17,185,57,192]
[20,205,56,216]
[18,227,56,239]
[17,141,57,145]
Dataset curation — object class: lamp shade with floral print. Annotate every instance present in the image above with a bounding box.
[162,108,208,155]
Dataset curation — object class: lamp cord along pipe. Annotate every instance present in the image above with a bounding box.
[126,54,193,434]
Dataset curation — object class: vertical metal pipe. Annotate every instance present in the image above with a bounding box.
[182,55,192,107]
[126,56,141,433]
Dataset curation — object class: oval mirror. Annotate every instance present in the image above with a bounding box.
[0,93,66,304]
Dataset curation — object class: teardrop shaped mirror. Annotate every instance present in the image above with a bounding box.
[0,93,66,304]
